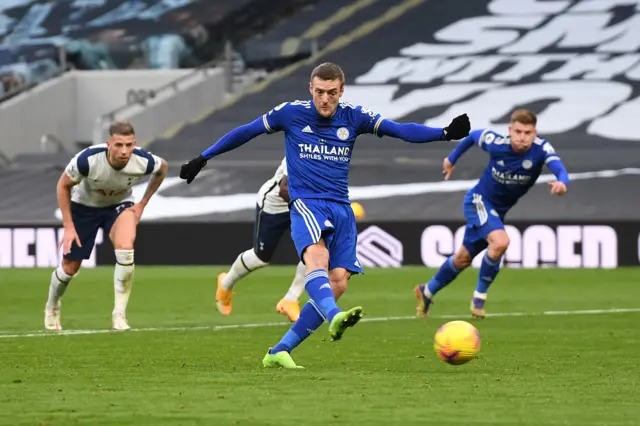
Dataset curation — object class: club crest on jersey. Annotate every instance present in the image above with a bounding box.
[522,160,533,169]
[337,127,350,140]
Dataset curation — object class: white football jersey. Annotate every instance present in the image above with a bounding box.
[65,144,163,208]
[256,157,289,214]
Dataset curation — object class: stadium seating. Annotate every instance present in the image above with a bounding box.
[0,0,317,102]
[1,0,640,223]
[144,0,640,222]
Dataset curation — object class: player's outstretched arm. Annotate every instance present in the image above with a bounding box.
[447,130,483,163]
[544,148,570,196]
[377,114,470,143]
[440,130,484,180]
[180,117,267,184]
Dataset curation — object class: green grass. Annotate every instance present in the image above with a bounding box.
[0,266,639,425]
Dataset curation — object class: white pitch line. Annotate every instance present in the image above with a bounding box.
[1,307,639,339]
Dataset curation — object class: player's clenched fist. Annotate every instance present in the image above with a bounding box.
[180,155,207,184]
[442,114,471,141]
[548,181,567,195]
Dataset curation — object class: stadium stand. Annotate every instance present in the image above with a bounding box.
[144,0,640,222]
[237,0,389,70]
[1,0,640,224]
[0,0,317,101]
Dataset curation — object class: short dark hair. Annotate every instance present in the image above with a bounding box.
[310,62,345,83]
[109,120,135,136]
[510,109,537,126]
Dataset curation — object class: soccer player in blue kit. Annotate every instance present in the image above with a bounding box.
[180,62,471,368]
[415,109,570,319]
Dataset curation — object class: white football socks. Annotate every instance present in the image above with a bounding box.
[222,249,268,290]
[113,250,135,315]
[283,261,306,302]
[473,291,487,300]
[46,266,74,309]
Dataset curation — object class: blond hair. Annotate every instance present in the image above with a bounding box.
[510,109,537,126]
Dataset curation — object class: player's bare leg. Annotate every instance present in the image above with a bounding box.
[416,246,472,317]
[45,259,81,331]
[329,267,349,299]
[326,267,361,340]
[276,261,306,322]
[472,230,509,318]
[109,209,137,331]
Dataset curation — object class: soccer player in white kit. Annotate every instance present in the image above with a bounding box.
[44,121,168,331]
[217,157,306,322]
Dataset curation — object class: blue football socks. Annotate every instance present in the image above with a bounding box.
[304,269,341,321]
[270,300,325,354]
[426,256,462,297]
[476,253,502,294]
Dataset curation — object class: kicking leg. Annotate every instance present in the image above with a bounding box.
[296,242,362,342]
[263,199,362,368]
[472,229,509,318]
[263,266,350,369]
[109,207,137,331]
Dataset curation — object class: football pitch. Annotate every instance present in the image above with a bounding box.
[1,266,639,426]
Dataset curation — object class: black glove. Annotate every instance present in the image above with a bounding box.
[442,113,470,141]
[180,155,207,184]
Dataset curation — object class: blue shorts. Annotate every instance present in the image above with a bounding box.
[290,198,362,274]
[64,201,134,260]
[461,193,505,258]
[253,204,291,263]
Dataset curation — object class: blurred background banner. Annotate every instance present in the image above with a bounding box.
[0,221,635,268]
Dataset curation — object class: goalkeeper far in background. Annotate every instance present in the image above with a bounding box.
[416,109,569,319]
[179,62,471,369]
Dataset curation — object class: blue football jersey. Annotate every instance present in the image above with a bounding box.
[262,100,383,203]
[468,129,561,214]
